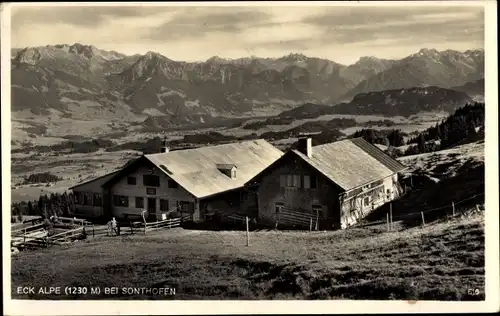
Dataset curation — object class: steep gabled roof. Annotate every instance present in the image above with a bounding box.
[288,138,406,191]
[69,170,120,190]
[103,139,284,199]
[349,137,406,173]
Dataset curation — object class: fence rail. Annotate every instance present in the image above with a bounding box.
[354,192,485,229]
[144,214,193,233]
[11,223,46,236]
[278,207,319,230]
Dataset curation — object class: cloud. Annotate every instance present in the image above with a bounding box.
[145,8,274,41]
[302,6,484,46]
[9,4,486,64]
[11,6,172,30]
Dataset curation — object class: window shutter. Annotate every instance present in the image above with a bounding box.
[279,175,286,187]
[303,175,310,189]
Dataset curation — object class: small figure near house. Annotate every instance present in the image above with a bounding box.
[107,217,118,236]
[111,217,118,235]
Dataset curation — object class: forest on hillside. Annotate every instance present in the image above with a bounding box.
[350,103,485,157]
[11,192,77,222]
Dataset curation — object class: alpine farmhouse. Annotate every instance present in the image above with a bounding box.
[245,137,407,230]
[70,139,284,223]
[70,137,406,230]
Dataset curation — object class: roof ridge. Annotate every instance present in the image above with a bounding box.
[145,138,268,157]
[312,138,351,149]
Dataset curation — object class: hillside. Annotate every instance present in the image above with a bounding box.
[11,45,483,126]
[333,86,473,117]
[451,79,485,97]
[243,87,473,128]
[11,212,484,300]
[363,139,484,229]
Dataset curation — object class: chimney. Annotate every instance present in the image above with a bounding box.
[160,137,169,153]
[297,138,312,158]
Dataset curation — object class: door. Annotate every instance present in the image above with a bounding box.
[147,198,156,221]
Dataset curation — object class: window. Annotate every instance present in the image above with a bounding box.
[135,197,144,208]
[83,193,90,205]
[179,201,194,213]
[143,175,160,187]
[363,196,371,206]
[74,192,81,204]
[310,174,317,189]
[93,193,103,206]
[167,179,178,188]
[160,199,169,211]
[127,177,136,185]
[281,174,302,188]
[113,195,129,207]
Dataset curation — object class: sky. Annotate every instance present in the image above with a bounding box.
[9,3,485,65]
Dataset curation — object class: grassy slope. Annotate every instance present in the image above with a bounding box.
[11,214,484,300]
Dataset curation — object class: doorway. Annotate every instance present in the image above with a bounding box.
[147,198,156,221]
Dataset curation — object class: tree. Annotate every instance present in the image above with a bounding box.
[38,195,45,218]
[417,134,427,153]
[27,201,34,215]
[61,192,70,216]
[467,120,477,139]
[388,129,405,147]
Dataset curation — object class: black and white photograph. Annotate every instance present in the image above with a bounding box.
[2,1,499,315]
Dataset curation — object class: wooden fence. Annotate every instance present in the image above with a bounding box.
[12,225,86,249]
[278,207,319,230]
[11,223,46,237]
[144,214,193,233]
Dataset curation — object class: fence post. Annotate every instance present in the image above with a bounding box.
[386,213,390,232]
[245,217,250,247]
[421,211,425,227]
[93,225,95,238]
[389,203,393,230]
[452,201,455,216]
[309,217,312,232]
[144,223,147,235]
[315,211,319,231]
[24,228,26,243]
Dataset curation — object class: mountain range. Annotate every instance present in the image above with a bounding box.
[11,44,484,125]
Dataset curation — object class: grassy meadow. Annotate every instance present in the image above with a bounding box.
[11,212,484,300]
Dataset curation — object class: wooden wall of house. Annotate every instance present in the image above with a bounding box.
[199,188,257,220]
[109,164,197,221]
[340,174,399,228]
[256,155,342,230]
[72,178,107,219]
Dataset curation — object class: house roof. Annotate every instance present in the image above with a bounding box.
[349,138,407,173]
[291,138,406,191]
[69,170,120,190]
[104,139,284,199]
